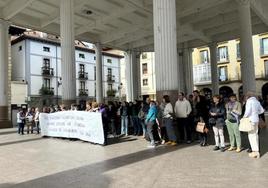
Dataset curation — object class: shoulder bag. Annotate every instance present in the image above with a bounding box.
[239,117,254,132]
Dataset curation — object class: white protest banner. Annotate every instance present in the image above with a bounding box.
[40,111,104,145]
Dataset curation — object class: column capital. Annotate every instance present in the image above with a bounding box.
[236,0,251,6]
[208,42,218,49]
[94,42,102,49]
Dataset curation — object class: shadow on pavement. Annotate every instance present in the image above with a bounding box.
[6,144,186,188]
[0,137,44,147]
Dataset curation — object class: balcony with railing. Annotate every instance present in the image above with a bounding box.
[79,89,88,96]
[78,71,88,80]
[107,75,115,83]
[42,67,54,76]
[39,86,54,96]
[193,63,211,85]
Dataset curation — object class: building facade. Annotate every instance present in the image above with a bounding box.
[140,52,156,101]
[11,32,122,107]
[137,33,268,102]
[192,33,268,100]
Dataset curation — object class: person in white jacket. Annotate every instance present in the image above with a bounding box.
[174,92,192,143]
[243,91,264,159]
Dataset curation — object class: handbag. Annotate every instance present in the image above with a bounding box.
[196,122,209,133]
[259,118,266,129]
[227,112,237,123]
[239,117,254,132]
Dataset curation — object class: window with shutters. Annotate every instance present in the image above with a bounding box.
[217,46,229,63]
[260,38,268,56]
[236,43,241,60]
[43,46,50,52]
[200,50,209,64]
[218,66,228,81]
[264,60,268,78]
[43,78,51,88]
[143,79,148,86]
[80,81,86,90]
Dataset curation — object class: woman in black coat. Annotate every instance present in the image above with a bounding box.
[209,95,226,152]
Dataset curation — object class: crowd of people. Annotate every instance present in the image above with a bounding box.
[17,89,266,158]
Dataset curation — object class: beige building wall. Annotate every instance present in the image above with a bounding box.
[11,81,28,105]
[192,33,268,99]
[140,52,156,100]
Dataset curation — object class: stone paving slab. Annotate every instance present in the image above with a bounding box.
[0,128,268,188]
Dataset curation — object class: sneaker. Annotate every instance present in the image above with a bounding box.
[170,141,177,146]
[161,140,165,145]
[236,147,241,153]
[186,140,191,144]
[213,146,220,151]
[249,152,260,158]
[165,141,172,145]
[220,147,225,152]
[147,144,156,148]
[227,147,236,151]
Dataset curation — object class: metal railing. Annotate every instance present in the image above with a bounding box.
[42,67,54,76]
[78,89,88,96]
[78,71,88,80]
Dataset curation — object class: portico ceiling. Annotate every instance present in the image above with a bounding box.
[1,0,268,51]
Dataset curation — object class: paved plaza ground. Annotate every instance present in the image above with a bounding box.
[0,128,268,188]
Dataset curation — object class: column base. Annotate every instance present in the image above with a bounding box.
[156,90,178,105]
[61,100,77,110]
[0,120,12,128]
[0,106,8,119]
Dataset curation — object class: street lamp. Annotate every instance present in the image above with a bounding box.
[56,77,62,105]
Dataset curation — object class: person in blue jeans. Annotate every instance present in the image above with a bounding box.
[162,95,177,146]
[138,102,147,138]
[145,101,158,148]
[17,108,25,135]
[120,101,129,136]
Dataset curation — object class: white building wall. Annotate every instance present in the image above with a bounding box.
[11,38,122,100]
[140,52,156,98]
[11,41,26,81]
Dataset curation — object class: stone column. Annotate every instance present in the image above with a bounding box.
[125,51,132,102]
[237,0,256,93]
[183,46,194,96]
[94,42,104,103]
[136,52,141,99]
[209,42,219,95]
[153,0,179,104]
[60,0,76,107]
[125,50,139,102]
[0,20,11,128]
[177,50,184,93]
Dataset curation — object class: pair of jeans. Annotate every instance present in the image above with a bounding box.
[177,117,191,142]
[35,121,40,134]
[132,116,140,135]
[213,125,225,147]
[199,132,207,145]
[109,119,116,136]
[226,120,241,148]
[121,116,128,135]
[140,119,147,136]
[146,121,155,145]
[26,122,34,134]
[18,123,24,134]
[163,118,177,142]
[248,123,259,152]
